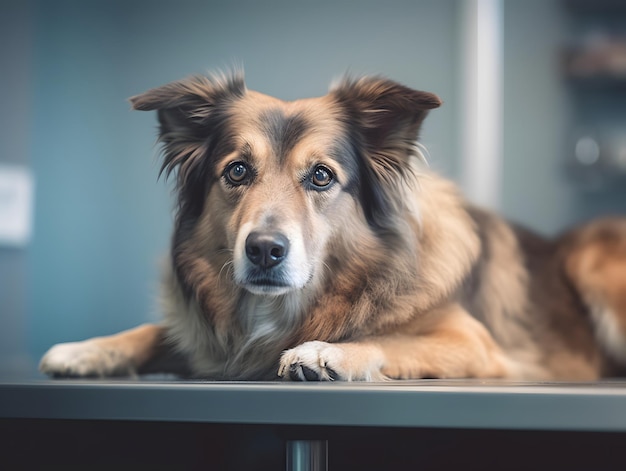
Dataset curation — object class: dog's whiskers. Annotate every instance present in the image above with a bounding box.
[218,259,234,286]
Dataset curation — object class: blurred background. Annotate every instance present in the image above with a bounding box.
[1,0,626,377]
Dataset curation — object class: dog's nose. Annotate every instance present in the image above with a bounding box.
[245,231,290,268]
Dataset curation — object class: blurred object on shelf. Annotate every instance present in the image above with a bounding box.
[562,0,626,194]
[567,129,626,191]
[563,32,626,82]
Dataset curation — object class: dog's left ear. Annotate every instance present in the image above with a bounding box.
[331,76,441,230]
[330,76,441,150]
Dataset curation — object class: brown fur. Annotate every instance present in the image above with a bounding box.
[40,71,626,382]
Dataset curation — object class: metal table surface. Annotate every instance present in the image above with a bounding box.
[3,378,626,470]
[2,378,626,432]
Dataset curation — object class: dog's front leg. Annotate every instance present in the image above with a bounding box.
[279,304,513,381]
[39,323,169,378]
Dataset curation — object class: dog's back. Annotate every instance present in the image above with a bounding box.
[460,206,626,380]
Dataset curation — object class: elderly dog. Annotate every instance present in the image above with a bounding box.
[40,72,626,381]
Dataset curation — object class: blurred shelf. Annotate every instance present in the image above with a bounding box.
[564,75,626,90]
[561,1,626,190]
[564,0,626,15]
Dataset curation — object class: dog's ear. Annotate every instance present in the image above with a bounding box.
[331,76,441,149]
[129,72,246,181]
[330,76,441,230]
[129,73,245,216]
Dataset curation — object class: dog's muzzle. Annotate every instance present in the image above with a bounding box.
[236,227,309,296]
[245,231,290,269]
[241,230,293,295]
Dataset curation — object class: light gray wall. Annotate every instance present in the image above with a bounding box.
[25,0,462,362]
[0,1,33,376]
[501,0,576,235]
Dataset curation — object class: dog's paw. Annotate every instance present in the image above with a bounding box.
[39,341,135,378]
[278,341,386,382]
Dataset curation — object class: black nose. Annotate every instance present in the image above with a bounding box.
[245,231,290,268]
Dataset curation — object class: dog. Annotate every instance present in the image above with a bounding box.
[39,71,626,381]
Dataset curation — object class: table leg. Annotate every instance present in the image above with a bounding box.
[286,440,328,471]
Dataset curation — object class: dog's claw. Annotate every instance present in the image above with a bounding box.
[301,365,320,381]
[279,341,347,381]
[279,340,386,382]
[286,363,321,381]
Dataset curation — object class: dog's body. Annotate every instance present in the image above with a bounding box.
[40,72,626,381]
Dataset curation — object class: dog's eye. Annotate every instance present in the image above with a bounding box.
[311,165,334,188]
[225,162,250,185]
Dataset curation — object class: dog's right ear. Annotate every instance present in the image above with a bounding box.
[129,72,246,180]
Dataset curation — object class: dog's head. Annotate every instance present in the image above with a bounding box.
[130,71,440,298]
